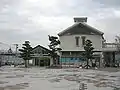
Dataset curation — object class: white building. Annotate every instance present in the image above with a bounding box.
[58,17,119,67]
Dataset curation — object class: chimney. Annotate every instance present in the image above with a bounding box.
[74,17,87,23]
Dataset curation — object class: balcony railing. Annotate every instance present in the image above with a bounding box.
[102,43,117,48]
[102,43,120,51]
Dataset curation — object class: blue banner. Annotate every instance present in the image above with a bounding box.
[60,57,84,63]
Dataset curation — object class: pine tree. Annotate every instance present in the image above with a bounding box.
[83,39,94,69]
[19,41,33,68]
[48,35,62,66]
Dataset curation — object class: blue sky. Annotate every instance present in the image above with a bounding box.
[0,0,120,48]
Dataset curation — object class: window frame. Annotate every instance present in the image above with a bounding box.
[75,36,80,47]
[81,36,86,46]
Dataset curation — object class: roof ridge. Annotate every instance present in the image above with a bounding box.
[81,22,104,35]
[58,22,104,36]
[58,23,79,36]
[32,45,51,51]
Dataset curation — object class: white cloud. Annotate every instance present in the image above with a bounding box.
[0,0,120,49]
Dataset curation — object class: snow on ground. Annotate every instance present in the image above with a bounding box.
[0,66,120,90]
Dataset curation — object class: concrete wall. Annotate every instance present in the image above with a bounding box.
[59,34,103,51]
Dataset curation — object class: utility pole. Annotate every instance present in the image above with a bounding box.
[0,55,1,67]
[14,44,18,54]
[14,44,18,65]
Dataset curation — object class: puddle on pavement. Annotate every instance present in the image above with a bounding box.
[0,81,8,84]
[5,75,24,78]
[49,78,62,83]
[0,83,29,90]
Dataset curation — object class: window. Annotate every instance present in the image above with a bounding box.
[81,36,86,46]
[75,57,78,60]
[42,50,45,54]
[71,57,73,60]
[75,36,79,46]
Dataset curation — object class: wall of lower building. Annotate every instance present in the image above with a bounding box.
[0,55,24,64]
[32,56,50,66]
[60,57,84,65]
[60,51,101,66]
[115,53,120,63]
[103,52,120,66]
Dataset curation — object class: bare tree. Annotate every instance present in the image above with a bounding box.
[114,35,120,67]
[115,35,120,51]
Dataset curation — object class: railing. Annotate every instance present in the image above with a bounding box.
[102,43,117,48]
[102,43,118,51]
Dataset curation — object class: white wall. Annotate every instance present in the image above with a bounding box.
[59,34,103,51]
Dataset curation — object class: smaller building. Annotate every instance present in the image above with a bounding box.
[32,45,51,66]
[102,43,120,67]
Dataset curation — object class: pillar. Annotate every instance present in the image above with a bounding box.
[32,58,35,66]
[100,52,104,68]
[50,57,53,66]
[112,52,115,67]
[38,59,40,66]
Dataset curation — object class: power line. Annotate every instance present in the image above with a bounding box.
[0,42,10,46]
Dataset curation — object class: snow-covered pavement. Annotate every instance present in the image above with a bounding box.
[0,66,120,90]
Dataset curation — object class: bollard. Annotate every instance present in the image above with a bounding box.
[79,83,87,90]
